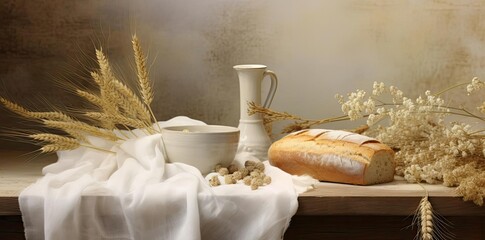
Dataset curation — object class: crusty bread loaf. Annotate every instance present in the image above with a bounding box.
[268,129,395,185]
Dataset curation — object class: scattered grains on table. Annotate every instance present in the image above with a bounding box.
[218,167,229,176]
[224,174,236,184]
[209,175,220,186]
[211,162,272,190]
[263,176,272,185]
[227,164,238,174]
[251,178,263,187]
[243,176,252,185]
[239,167,249,177]
[232,171,242,180]
[251,183,259,190]
[250,171,260,178]
[255,162,265,172]
[245,160,256,171]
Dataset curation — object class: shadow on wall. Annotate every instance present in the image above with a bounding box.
[0,0,269,150]
[1,0,485,150]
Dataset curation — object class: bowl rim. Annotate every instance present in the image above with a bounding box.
[161,125,240,134]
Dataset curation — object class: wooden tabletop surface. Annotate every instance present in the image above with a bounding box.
[1,151,483,216]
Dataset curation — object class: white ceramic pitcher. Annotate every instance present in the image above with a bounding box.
[234,64,278,160]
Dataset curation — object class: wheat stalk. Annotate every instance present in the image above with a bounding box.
[1,97,74,122]
[30,133,81,153]
[248,101,352,134]
[40,143,80,153]
[413,184,455,240]
[30,133,78,145]
[94,49,152,130]
[94,51,124,117]
[76,90,103,107]
[86,112,146,130]
[419,196,434,240]
[111,80,151,121]
[43,120,121,141]
[1,37,160,154]
[132,34,153,105]
[63,129,89,143]
[132,34,159,132]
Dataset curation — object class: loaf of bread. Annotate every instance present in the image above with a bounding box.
[268,129,395,185]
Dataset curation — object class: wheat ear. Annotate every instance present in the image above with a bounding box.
[111,80,151,122]
[94,49,152,131]
[132,34,153,105]
[419,196,433,240]
[132,34,160,132]
[40,144,79,153]
[30,133,79,145]
[40,142,113,154]
[413,184,454,240]
[76,90,103,107]
[1,97,74,122]
[94,50,123,116]
[30,133,80,153]
[43,120,121,141]
[85,112,141,137]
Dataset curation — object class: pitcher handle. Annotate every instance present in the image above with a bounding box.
[262,70,278,108]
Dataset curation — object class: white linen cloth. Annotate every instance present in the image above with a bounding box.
[19,116,303,240]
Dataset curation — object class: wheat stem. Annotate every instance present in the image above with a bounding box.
[1,98,75,122]
[43,120,122,141]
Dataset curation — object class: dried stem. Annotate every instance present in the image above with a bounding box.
[248,101,351,133]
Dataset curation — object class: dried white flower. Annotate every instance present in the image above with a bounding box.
[466,77,483,94]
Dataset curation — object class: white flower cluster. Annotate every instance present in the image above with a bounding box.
[336,90,375,121]
[337,78,485,205]
[467,77,484,94]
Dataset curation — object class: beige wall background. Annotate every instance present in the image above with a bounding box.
[1,0,485,150]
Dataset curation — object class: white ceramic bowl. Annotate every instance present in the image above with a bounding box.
[161,125,240,174]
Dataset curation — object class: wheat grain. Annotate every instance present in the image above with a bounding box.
[111,80,151,120]
[86,112,146,129]
[0,97,32,118]
[41,143,80,153]
[96,49,114,80]
[90,71,104,88]
[85,112,114,129]
[76,90,103,107]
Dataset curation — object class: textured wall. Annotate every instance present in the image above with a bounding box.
[1,0,485,150]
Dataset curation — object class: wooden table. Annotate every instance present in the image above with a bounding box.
[1,151,484,239]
